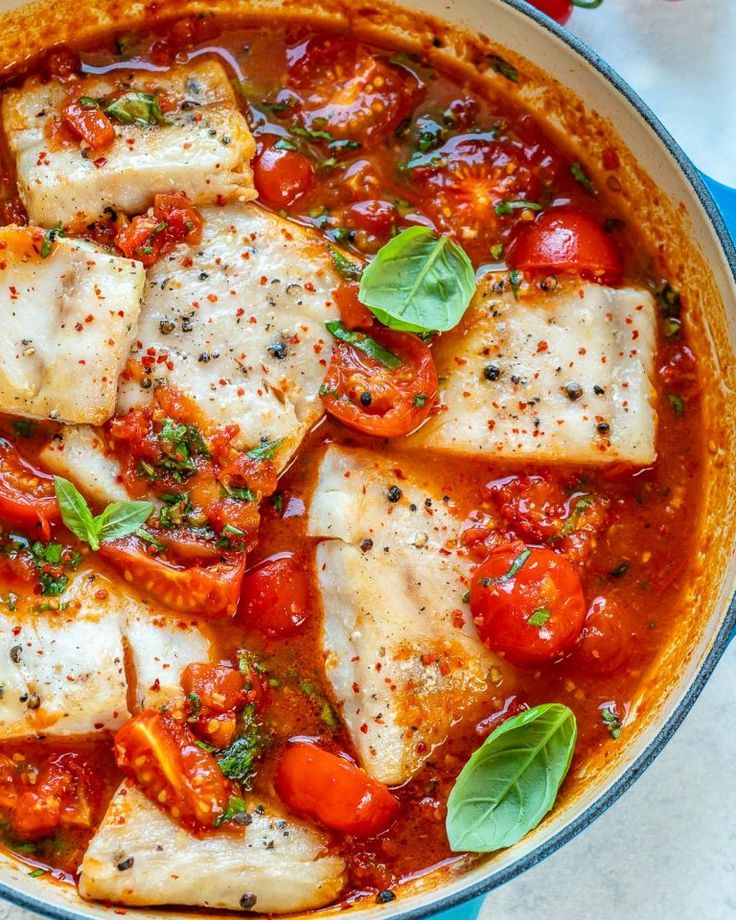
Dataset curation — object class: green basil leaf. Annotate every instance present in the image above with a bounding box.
[358,226,475,333]
[54,477,99,550]
[446,703,577,852]
[325,321,403,369]
[95,499,154,543]
[105,92,170,126]
[246,438,284,461]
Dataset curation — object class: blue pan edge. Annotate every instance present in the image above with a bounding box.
[2,1,736,919]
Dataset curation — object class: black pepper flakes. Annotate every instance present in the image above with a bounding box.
[26,692,41,710]
[483,363,501,381]
[360,391,372,407]
[159,319,176,335]
[564,382,583,401]
[360,538,374,553]
[597,421,611,434]
[9,645,22,663]
[239,893,257,910]
[116,857,134,872]
[267,341,288,360]
[377,890,396,903]
[387,485,402,503]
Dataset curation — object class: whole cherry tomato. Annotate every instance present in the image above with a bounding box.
[239,554,310,638]
[253,135,314,208]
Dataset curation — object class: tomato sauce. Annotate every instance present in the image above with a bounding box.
[0,13,703,905]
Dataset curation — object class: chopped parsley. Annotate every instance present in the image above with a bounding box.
[479,548,531,587]
[601,706,622,740]
[526,607,551,628]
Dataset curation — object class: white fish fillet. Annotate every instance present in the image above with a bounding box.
[308,446,505,785]
[3,61,256,227]
[117,203,341,457]
[0,227,144,425]
[408,278,657,464]
[0,572,216,738]
[78,782,347,913]
[39,425,128,505]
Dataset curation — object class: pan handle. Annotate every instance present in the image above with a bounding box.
[701,173,736,243]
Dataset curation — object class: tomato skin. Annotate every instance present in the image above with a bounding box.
[181,663,248,714]
[115,711,230,828]
[333,282,374,331]
[275,742,399,836]
[62,101,116,150]
[253,135,314,208]
[239,554,309,638]
[322,328,438,438]
[99,536,245,617]
[470,542,586,665]
[526,0,572,23]
[0,438,60,537]
[506,208,622,284]
[11,753,97,840]
[574,595,627,674]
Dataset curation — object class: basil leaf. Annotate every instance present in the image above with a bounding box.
[105,92,169,126]
[446,703,577,852]
[246,438,284,461]
[358,227,475,333]
[95,499,154,543]
[54,477,99,550]
[478,547,531,586]
[325,321,403,369]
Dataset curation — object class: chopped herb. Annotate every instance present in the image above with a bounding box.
[214,795,248,828]
[188,692,201,721]
[291,121,334,143]
[273,137,298,151]
[326,321,403,369]
[570,162,596,195]
[54,477,153,551]
[462,590,470,604]
[508,269,523,299]
[78,95,101,109]
[413,393,428,408]
[487,53,519,82]
[40,222,65,258]
[329,246,363,282]
[559,495,593,537]
[494,199,542,216]
[601,706,622,739]
[609,562,630,579]
[217,713,260,785]
[157,417,210,482]
[668,394,685,417]
[527,607,551,628]
[28,868,47,878]
[246,438,284,461]
[105,92,170,126]
[479,548,531,586]
[12,419,35,438]
[490,243,505,261]
[271,492,284,515]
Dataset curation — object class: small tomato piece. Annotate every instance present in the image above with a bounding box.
[334,282,374,331]
[239,554,309,638]
[276,742,399,835]
[470,542,586,665]
[62,101,115,150]
[181,663,247,714]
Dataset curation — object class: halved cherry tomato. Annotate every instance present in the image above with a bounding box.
[470,542,586,665]
[62,101,115,150]
[0,438,60,538]
[333,282,374,331]
[114,710,230,828]
[99,535,245,617]
[321,327,437,437]
[286,37,421,146]
[276,742,399,836]
[506,208,622,283]
[11,753,98,840]
[412,134,543,263]
[239,554,309,638]
[115,193,203,267]
[253,135,314,208]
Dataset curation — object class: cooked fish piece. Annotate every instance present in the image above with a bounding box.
[408,278,657,464]
[308,446,505,785]
[39,426,128,506]
[0,226,144,425]
[78,782,347,912]
[117,203,341,458]
[123,611,214,711]
[0,574,129,739]
[3,61,256,227]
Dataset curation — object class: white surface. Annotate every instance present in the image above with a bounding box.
[569,0,736,186]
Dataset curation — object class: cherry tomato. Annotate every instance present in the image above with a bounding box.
[253,135,314,208]
[475,695,529,739]
[343,200,397,246]
[506,208,622,283]
[114,711,230,828]
[239,554,309,638]
[286,37,421,146]
[0,438,60,538]
[181,663,249,713]
[470,542,586,664]
[115,193,203,267]
[574,595,627,674]
[62,101,115,150]
[11,753,97,840]
[412,134,543,263]
[333,282,374,331]
[44,47,80,81]
[321,327,437,437]
[99,536,245,617]
[275,742,399,836]
[527,0,573,23]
